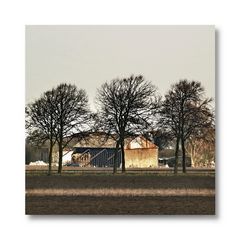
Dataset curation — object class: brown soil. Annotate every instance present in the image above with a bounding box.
[25,175,215,215]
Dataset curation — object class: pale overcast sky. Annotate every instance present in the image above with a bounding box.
[26,25,215,110]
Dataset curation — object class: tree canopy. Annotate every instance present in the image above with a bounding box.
[26,83,90,174]
[95,75,158,173]
[160,79,213,173]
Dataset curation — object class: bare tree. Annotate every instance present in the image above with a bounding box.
[25,89,57,175]
[161,79,213,173]
[26,84,90,174]
[161,91,181,174]
[96,75,158,173]
[186,126,215,167]
[149,130,173,151]
[53,83,90,174]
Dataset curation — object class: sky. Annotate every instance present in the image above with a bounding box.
[26,25,215,110]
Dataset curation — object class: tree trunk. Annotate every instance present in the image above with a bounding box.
[174,137,180,174]
[121,139,125,173]
[48,139,53,176]
[58,139,63,174]
[181,138,186,173]
[191,150,195,168]
[190,144,194,167]
[113,141,120,174]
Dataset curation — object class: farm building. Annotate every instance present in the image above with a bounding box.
[25,143,49,164]
[124,136,159,168]
[26,132,159,168]
[158,148,191,167]
[69,133,159,168]
[71,147,122,167]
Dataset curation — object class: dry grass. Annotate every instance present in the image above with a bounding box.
[26,188,214,197]
[26,174,215,215]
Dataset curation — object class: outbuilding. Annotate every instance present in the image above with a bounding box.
[70,134,158,168]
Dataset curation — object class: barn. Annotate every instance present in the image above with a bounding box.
[124,136,158,168]
[69,133,158,168]
[25,143,49,164]
[71,147,122,167]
